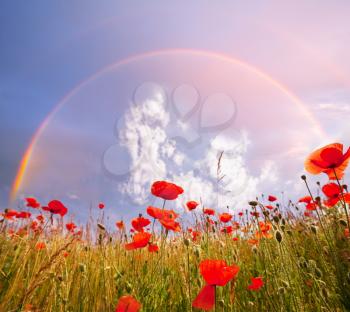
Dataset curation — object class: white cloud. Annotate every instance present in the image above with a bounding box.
[117,88,280,211]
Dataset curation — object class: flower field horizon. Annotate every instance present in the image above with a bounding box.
[1,143,350,311]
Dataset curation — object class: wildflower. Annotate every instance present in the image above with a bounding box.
[204,208,215,216]
[36,215,44,223]
[305,143,350,180]
[151,181,184,200]
[186,200,199,211]
[248,277,264,291]
[298,196,318,211]
[3,209,18,220]
[116,220,125,230]
[238,212,244,217]
[15,211,31,219]
[25,197,40,209]
[125,232,151,250]
[265,205,274,210]
[115,295,141,312]
[148,243,159,253]
[98,203,105,209]
[219,213,232,223]
[192,259,239,311]
[131,217,151,232]
[322,182,350,207]
[66,222,77,232]
[42,200,68,217]
[146,206,178,220]
[221,226,233,234]
[268,195,277,202]
[35,242,46,250]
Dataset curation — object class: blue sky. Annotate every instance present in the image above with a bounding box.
[1,1,350,220]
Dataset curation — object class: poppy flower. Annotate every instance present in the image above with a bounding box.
[36,215,44,223]
[131,217,151,232]
[151,181,184,200]
[248,277,264,291]
[268,195,277,202]
[186,200,199,211]
[148,243,159,253]
[298,195,318,211]
[192,231,201,242]
[16,211,31,219]
[159,218,181,232]
[219,213,232,223]
[250,211,260,218]
[66,222,77,232]
[233,237,239,242]
[221,226,233,234]
[146,206,178,220]
[115,295,141,312]
[204,208,215,216]
[116,220,125,230]
[322,182,350,207]
[98,203,105,209]
[43,200,68,217]
[192,260,240,311]
[35,242,46,250]
[256,222,272,239]
[125,232,152,251]
[305,143,350,180]
[25,197,40,209]
[265,205,274,210]
[3,209,18,220]
[238,212,244,217]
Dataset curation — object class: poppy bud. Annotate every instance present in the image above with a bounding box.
[249,201,258,207]
[339,219,348,227]
[315,268,323,278]
[79,263,86,272]
[218,299,225,308]
[97,223,105,231]
[280,225,285,232]
[273,216,280,223]
[252,246,258,254]
[263,211,269,217]
[301,175,307,180]
[275,231,283,243]
[311,226,317,234]
[316,181,320,186]
[281,280,289,288]
[278,287,286,294]
[184,238,190,247]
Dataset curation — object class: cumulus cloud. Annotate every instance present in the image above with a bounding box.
[117,87,280,211]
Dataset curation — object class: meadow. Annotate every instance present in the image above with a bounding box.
[1,143,350,312]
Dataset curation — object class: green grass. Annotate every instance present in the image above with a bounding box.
[0,203,350,312]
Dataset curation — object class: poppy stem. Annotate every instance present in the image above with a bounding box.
[332,169,350,232]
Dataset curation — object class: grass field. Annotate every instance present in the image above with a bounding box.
[1,143,350,312]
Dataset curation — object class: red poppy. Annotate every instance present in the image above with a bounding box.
[268,195,277,202]
[233,237,239,242]
[192,231,201,242]
[151,181,184,200]
[186,201,199,211]
[238,212,244,217]
[304,211,313,217]
[116,220,125,230]
[3,209,18,220]
[221,226,233,234]
[36,215,44,223]
[43,200,68,217]
[146,206,178,220]
[298,195,318,211]
[305,143,350,180]
[322,182,350,207]
[204,208,215,216]
[219,213,232,223]
[250,211,260,218]
[159,218,181,232]
[115,295,141,312]
[66,222,77,232]
[16,211,31,219]
[125,232,151,251]
[192,260,240,311]
[25,197,40,209]
[131,217,151,232]
[98,203,105,209]
[148,243,159,253]
[35,242,46,250]
[265,205,274,210]
[248,277,264,291]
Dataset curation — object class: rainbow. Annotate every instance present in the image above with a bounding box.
[9,48,326,203]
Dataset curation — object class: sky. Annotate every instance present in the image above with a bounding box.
[1,1,350,222]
